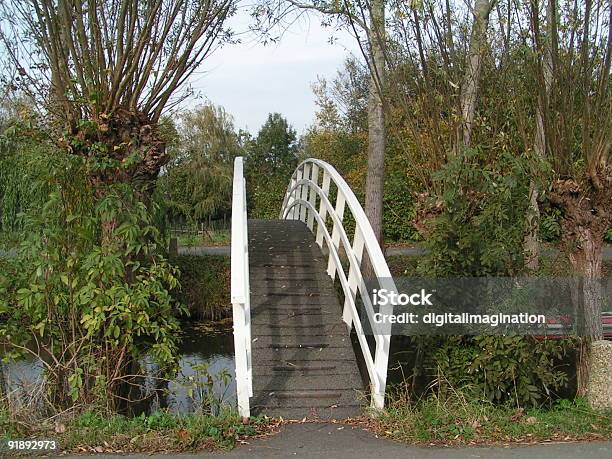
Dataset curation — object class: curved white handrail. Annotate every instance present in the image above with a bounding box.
[231,157,252,418]
[280,158,396,410]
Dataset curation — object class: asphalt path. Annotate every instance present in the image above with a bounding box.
[56,423,612,459]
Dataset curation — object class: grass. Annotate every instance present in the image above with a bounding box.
[175,229,230,247]
[0,408,273,455]
[372,391,612,445]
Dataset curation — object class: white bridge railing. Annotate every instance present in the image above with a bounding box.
[280,159,396,409]
[230,157,252,418]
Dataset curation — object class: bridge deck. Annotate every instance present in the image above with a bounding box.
[248,219,364,419]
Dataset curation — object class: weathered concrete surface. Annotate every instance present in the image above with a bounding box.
[587,340,612,411]
[57,423,612,458]
[247,219,363,420]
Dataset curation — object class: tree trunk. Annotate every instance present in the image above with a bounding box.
[524,182,541,270]
[364,0,386,246]
[524,0,555,270]
[456,0,494,151]
[569,228,604,396]
[550,178,608,396]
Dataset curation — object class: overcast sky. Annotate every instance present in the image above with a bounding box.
[185,7,360,135]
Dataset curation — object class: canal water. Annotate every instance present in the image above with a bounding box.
[0,322,237,416]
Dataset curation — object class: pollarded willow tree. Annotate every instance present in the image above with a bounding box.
[531,0,611,394]
[0,0,236,192]
[0,0,238,412]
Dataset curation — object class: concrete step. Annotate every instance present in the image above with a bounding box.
[250,266,328,275]
[249,249,321,257]
[250,305,336,316]
[251,296,341,307]
[253,304,326,311]
[249,245,319,252]
[251,292,337,300]
[251,319,338,329]
[253,323,349,336]
[251,320,336,329]
[249,261,327,270]
[253,360,359,376]
[251,389,362,408]
[257,406,362,420]
[252,305,325,312]
[253,333,351,347]
[250,254,326,263]
[252,346,357,361]
[250,272,331,282]
[251,306,334,315]
[249,280,335,290]
[253,373,362,391]
[252,335,353,348]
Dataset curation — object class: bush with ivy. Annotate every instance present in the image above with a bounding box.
[0,149,186,412]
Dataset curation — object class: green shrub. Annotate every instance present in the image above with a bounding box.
[0,150,186,412]
[171,255,230,320]
[383,173,419,242]
[418,147,532,276]
[408,149,571,407]
[432,336,572,406]
[0,136,56,232]
[539,206,562,242]
[246,173,288,219]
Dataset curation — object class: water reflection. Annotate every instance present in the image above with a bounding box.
[134,324,236,415]
[1,322,236,415]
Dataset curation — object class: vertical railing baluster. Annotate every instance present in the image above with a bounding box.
[327,191,345,279]
[316,170,331,248]
[342,225,365,328]
[300,163,311,222]
[307,163,319,230]
[291,166,304,220]
[285,170,298,219]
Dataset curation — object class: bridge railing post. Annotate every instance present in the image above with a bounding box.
[231,157,251,418]
[342,225,365,328]
[372,308,392,409]
[285,169,298,220]
[299,163,311,223]
[315,170,331,248]
[243,167,252,398]
[307,164,319,231]
[327,191,345,280]
[293,165,304,220]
